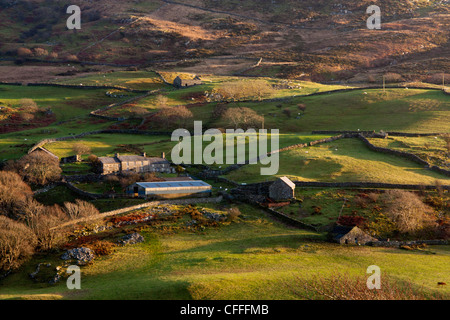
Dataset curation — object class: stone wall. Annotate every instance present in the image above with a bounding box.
[368,239,448,247]
[53,195,224,230]
[356,134,450,177]
[311,130,443,137]
[28,129,172,154]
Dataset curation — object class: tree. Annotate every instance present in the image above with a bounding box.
[0,215,37,272]
[15,151,62,185]
[384,190,436,234]
[155,106,193,129]
[156,94,168,108]
[16,47,33,57]
[72,142,92,156]
[222,107,263,129]
[19,98,39,113]
[0,171,33,219]
[23,204,68,251]
[214,80,275,102]
[63,199,100,220]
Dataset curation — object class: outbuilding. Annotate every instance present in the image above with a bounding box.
[127,180,212,199]
[269,176,295,201]
[330,225,378,245]
[173,76,202,88]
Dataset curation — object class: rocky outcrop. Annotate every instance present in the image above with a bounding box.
[61,247,95,265]
[119,233,145,245]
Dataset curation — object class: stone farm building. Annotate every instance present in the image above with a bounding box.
[330,225,378,245]
[269,176,296,201]
[98,153,174,175]
[173,76,202,88]
[127,180,212,199]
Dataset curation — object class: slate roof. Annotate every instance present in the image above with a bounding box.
[98,157,120,164]
[135,181,211,190]
[98,155,169,165]
[118,155,168,164]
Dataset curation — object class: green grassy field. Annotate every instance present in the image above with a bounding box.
[213,88,450,133]
[54,71,167,91]
[0,203,448,300]
[0,85,131,122]
[226,138,450,184]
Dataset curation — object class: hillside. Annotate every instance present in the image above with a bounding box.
[0,0,448,84]
[0,0,449,304]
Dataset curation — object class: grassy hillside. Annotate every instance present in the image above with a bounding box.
[0,203,448,300]
[226,138,450,184]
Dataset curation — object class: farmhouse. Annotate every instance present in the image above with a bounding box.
[126,180,212,199]
[269,176,295,201]
[98,153,173,175]
[330,225,378,245]
[173,76,202,88]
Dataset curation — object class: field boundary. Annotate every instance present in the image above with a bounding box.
[51,195,223,230]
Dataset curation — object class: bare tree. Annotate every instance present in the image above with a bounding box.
[19,98,39,113]
[383,190,436,234]
[0,171,33,219]
[23,202,68,251]
[15,151,62,185]
[156,106,193,128]
[0,215,37,272]
[214,80,274,102]
[63,199,99,220]
[72,142,92,156]
[222,107,263,129]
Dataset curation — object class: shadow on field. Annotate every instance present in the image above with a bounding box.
[167,233,324,255]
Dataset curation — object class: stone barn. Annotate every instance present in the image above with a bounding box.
[173,76,202,88]
[330,225,378,245]
[269,177,295,201]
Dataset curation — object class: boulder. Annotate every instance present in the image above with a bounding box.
[61,247,95,265]
[119,232,144,245]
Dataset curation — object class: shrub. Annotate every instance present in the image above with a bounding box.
[0,216,37,272]
[19,98,39,113]
[227,207,241,222]
[0,171,33,219]
[384,73,403,83]
[383,190,436,234]
[297,104,307,112]
[367,193,379,203]
[20,113,35,121]
[24,203,69,251]
[16,47,32,57]
[354,196,368,209]
[86,240,116,256]
[64,199,100,220]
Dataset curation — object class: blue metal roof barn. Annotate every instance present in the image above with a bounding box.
[127,180,212,199]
